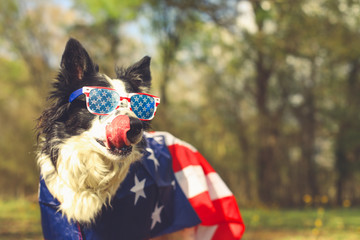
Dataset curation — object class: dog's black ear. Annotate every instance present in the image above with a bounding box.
[129,56,151,83]
[60,38,97,81]
[117,56,152,90]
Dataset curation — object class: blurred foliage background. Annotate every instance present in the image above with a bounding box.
[0,0,360,210]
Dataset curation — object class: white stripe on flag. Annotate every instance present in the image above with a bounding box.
[195,225,218,240]
[175,165,207,199]
[206,172,233,200]
[175,166,233,200]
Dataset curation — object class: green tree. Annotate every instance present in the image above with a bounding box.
[179,0,360,206]
[0,0,75,196]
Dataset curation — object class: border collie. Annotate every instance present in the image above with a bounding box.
[37,38,157,224]
[36,38,244,240]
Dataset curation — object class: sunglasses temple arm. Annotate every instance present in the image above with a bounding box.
[69,88,84,102]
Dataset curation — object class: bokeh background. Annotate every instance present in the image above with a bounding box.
[1,0,360,239]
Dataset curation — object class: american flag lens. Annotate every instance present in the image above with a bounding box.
[130,94,155,120]
[88,88,120,114]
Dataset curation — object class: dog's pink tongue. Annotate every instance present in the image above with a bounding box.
[105,115,131,149]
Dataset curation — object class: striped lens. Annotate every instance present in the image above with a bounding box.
[130,94,156,120]
[88,88,120,115]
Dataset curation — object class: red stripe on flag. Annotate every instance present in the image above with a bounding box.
[212,222,245,240]
[169,144,215,174]
[212,196,243,223]
[189,194,243,226]
[188,192,217,225]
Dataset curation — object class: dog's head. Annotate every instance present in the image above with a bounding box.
[37,38,159,166]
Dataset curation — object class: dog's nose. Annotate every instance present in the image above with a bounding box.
[126,117,143,144]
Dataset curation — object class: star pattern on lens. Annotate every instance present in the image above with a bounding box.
[131,95,155,120]
[89,89,119,114]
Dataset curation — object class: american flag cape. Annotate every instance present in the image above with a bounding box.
[39,131,245,240]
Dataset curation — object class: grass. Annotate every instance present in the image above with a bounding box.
[0,198,42,240]
[0,199,360,240]
[241,207,360,240]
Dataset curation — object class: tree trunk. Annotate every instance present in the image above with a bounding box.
[254,51,278,204]
[334,59,360,205]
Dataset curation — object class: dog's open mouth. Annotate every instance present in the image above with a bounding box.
[96,139,133,156]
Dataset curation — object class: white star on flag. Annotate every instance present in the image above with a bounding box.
[151,202,164,230]
[130,175,146,205]
[153,136,164,145]
[146,147,160,170]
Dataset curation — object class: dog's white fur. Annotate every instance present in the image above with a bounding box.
[38,76,144,223]
[38,132,143,223]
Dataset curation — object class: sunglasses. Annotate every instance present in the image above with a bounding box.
[69,86,160,121]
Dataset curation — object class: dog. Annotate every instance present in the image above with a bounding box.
[36,38,244,240]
